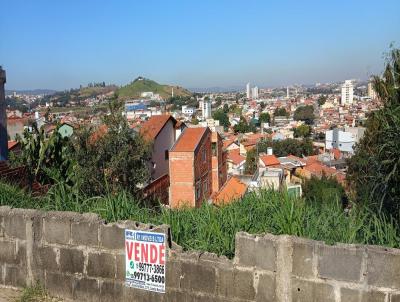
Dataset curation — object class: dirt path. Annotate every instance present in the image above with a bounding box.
[0,287,21,302]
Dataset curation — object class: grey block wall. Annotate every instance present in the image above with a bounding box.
[0,206,399,301]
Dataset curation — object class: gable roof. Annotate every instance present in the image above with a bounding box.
[171,127,209,152]
[227,149,246,165]
[214,176,248,205]
[260,154,280,167]
[140,115,176,141]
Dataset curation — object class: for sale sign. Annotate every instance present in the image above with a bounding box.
[125,229,166,293]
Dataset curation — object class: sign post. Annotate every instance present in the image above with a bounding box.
[125,229,166,293]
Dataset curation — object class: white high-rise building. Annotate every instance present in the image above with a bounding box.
[286,86,290,98]
[200,98,212,120]
[246,82,251,99]
[367,81,377,99]
[251,86,259,99]
[341,80,354,105]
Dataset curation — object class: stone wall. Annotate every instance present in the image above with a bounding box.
[0,205,399,301]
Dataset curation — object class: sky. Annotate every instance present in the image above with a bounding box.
[1,0,399,90]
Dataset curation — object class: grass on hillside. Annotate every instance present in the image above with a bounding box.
[17,284,62,302]
[1,182,399,258]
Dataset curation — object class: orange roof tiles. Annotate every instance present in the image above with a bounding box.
[227,149,246,165]
[140,115,176,141]
[260,154,280,166]
[223,139,237,150]
[171,127,208,152]
[7,141,19,150]
[214,176,248,205]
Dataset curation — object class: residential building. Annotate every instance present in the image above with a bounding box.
[367,81,377,99]
[169,127,212,208]
[325,127,365,154]
[213,176,248,205]
[226,149,246,175]
[0,67,7,161]
[200,98,212,120]
[246,82,251,99]
[182,105,195,116]
[211,131,227,194]
[140,115,178,180]
[251,86,259,99]
[341,80,354,105]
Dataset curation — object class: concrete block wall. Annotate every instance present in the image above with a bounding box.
[1,205,400,301]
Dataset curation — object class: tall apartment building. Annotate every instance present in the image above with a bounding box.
[200,98,212,120]
[0,67,7,161]
[368,81,377,99]
[246,82,251,99]
[169,127,212,208]
[251,86,259,99]
[341,80,354,105]
[211,131,227,194]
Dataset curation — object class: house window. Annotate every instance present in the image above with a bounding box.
[165,150,169,160]
[212,142,217,156]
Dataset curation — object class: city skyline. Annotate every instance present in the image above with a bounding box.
[1,0,399,90]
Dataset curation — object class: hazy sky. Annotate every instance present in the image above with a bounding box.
[1,0,399,90]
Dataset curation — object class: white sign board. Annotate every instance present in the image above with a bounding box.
[125,229,166,293]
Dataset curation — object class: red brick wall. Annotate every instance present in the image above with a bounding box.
[169,152,195,208]
[211,132,227,193]
[193,131,212,207]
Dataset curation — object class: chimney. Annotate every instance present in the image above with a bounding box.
[0,66,7,161]
[267,147,273,155]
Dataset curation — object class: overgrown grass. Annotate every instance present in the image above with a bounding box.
[1,182,399,258]
[17,283,61,302]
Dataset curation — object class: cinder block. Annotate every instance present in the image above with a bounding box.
[116,254,125,281]
[33,246,58,272]
[367,246,400,289]
[235,232,276,272]
[15,241,27,266]
[87,252,115,279]
[256,273,276,302]
[341,288,360,302]
[100,280,124,302]
[4,265,27,287]
[43,217,70,245]
[0,240,15,264]
[292,238,315,278]
[292,278,335,302]
[71,220,99,247]
[46,272,74,300]
[100,224,125,250]
[3,213,26,239]
[73,277,100,301]
[391,293,400,302]
[180,261,216,294]
[166,259,182,290]
[59,248,84,274]
[318,244,363,282]
[217,267,255,300]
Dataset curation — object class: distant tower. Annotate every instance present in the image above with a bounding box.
[171,87,174,97]
[202,98,212,120]
[246,83,251,99]
[367,80,377,99]
[341,80,354,105]
[0,66,7,161]
[286,86,290,99]
[251,86,259,99]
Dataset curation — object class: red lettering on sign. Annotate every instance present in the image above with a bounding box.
[159,245,165,265]
[126,242,133,261]
[141,243,148,262]
[150,244,157,264]
[134,242,140,261]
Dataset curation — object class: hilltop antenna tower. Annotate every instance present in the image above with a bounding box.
[0,66,7,161]
[172,87,174,98]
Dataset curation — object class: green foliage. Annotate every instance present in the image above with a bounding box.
[293,124,311,138]
[1,181,399,258]
[260,102,266,110]
[244,148,257,175]
[293,105,315,124]
[259,112,271,124]
[258,138,315,157]
[317,95,327,106]
[347,47,400,217]
[274,107,289,117]
[303,175,346,205]
[233,116,256,133]
[223,103,229,113]
[212,109,231,130]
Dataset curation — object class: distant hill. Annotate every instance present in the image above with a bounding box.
[117,77,192,99]
[5,89,57,96]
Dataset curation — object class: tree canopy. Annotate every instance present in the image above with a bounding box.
[293,105,315,124]
[212,109,231,130]
[259,112,271,124]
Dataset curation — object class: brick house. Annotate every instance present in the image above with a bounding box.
[140,115,179,181]
[169,127,212,208]
[211,131,227,193]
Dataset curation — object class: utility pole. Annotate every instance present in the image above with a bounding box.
[0,66,7,161]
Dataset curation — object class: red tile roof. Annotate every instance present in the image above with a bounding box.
[260,154,280,166]
[171,127,208,152]
[214,176,248,205]
[7,141,19,150]
[140,115,176,141]
[227,149,246,165]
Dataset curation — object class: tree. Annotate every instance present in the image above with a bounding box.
[303,175,347,205]
[274,107,289,117]
[223,103,229,113]
[259,112,271,124]
[347,47,400,216]
[233,116,256,133]
[258,138,315,157]
[212,109,231,130]
[244,148,257,175]
[293,105,315,124]
[214,97,222,108]
[317,95,327,106]
[293,124,311,138]
[260,102,266,110]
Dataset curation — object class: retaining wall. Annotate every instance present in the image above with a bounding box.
[0,206,399,301]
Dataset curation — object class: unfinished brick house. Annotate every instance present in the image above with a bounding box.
[169,127,212,208]
[211,131,227,194]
